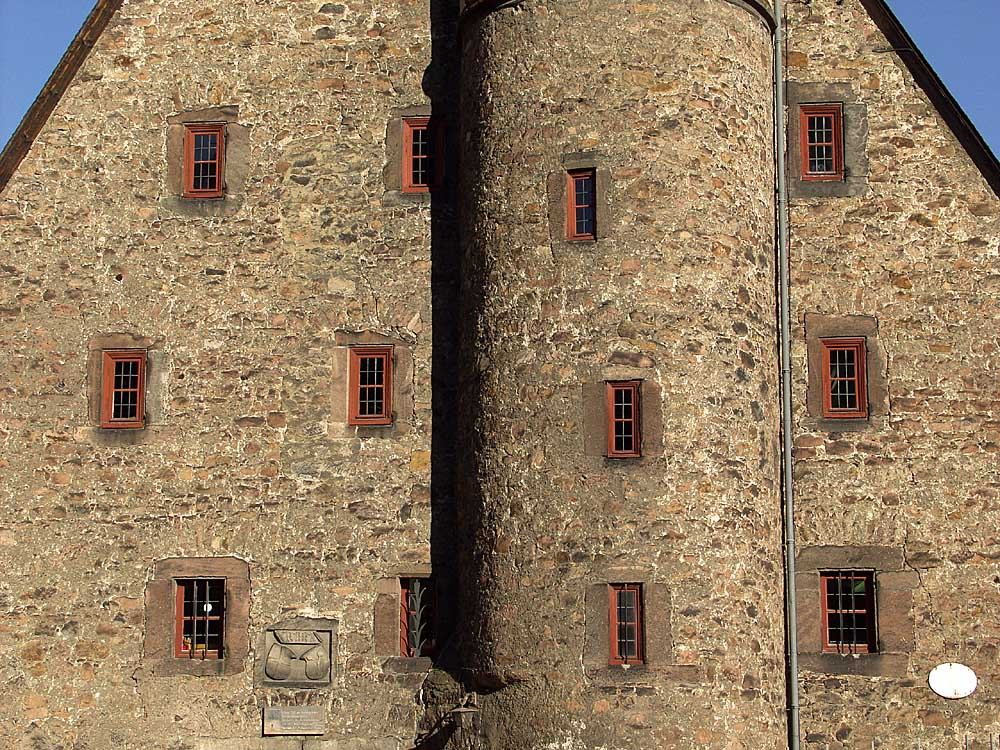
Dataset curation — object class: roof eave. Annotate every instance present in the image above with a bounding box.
[858,0,1000,197]
[0,0,124,196]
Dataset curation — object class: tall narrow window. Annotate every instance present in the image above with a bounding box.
[566,169,596,240]
[349,346,393,426]
[609,583,644,665]
[402,118,443,193]
[183,123,226,198]
[400,577,435,658]
[100,350,146,429]
[799,104,844,181]
[606,381,641,458]
[820,338,868,419]
[820,571,876,654]
[175,578,226,659]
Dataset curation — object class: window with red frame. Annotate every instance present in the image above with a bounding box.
[183,123,226,198]
[820,571,876,654]
[349,346,393,426]
[820,338,868,419]
[175,578,225,659]
[799,104,844,181]
[609,583,644,665]
[101,350,146,429]
[566,169,596,240]
[399,577,435,658]
[402,118,443,193]
[606,381,641,458]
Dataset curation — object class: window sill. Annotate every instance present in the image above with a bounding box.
[806,416,876,434]
[381,190,434,208]
[584,663,701,686]
[798,652,908,678]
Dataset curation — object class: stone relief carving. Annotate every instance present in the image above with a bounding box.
[256,617,337,689]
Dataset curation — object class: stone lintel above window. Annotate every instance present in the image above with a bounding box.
[804,313,887,432]
[786,81,869,199]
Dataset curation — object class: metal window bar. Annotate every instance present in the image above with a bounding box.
[180,579,224,659]
[616,588,636,660]
[403,578,432,658]
[825,572,871,654]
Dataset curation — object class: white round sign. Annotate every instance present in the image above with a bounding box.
[928,663,977,700]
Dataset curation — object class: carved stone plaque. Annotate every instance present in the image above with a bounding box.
[262,705,326,736]
[256,616,337,689]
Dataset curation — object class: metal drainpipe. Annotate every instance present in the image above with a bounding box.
[772,0,801,748]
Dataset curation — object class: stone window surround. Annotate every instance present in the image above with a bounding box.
[87,333,167,446]
[804,313,888,433]
[786,81,869,199]
[584,567,686,685]
[401,116,444,194]
[374,564,433,676]
[142,556,251,677]
[99,349,147,430]
[384,105,449,205]
[330,331,414,438]
[581,355,664,464]
[163,105,250,217]
[795,545,916,678]
[547,151,613,247]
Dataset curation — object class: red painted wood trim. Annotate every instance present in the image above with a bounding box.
[348,346,394,426]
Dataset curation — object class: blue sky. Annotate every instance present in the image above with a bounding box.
[0,1,998,155]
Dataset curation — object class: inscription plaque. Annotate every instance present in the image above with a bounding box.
[263,705,326,736]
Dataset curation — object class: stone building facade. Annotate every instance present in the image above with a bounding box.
[0,0,996,749]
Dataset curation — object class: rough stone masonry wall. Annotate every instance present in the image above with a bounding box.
[0,0,458,748]
[786,0,1000,747]
[457,1,786,748]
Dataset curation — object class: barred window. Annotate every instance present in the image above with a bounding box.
[800,104,844,181]
[820,338,868,419]
[100,350,146,429]
[606,381,641,458]
[821,571,876,654]
[349,346,393,426]
[402,118,443,193]
[183,123,226,198]
[609,583,644,665]
[400,577,435,658]
[174,578,226,659]
[567,169,596,240]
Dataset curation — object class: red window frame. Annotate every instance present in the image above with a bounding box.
[820,338,868,419]
[183,123,226,198]
[402,117,444,193]
[566,169,597,240]
[606,381,641,458]
[799,104,844,181]
[820,571,876,654]
[348,346,393,426]
[174,578,226,660]
[100,350,146,429]
[608,583,644,666]
[399,577,436,658]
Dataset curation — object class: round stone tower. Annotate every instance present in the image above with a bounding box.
[456,1,786,747]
